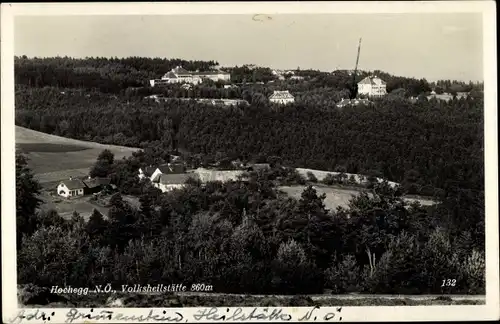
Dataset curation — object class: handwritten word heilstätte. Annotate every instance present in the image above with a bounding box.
[193,307,292,321]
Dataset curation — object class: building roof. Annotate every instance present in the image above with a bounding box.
[162,71,177,79]
[195,70,230,76]
[156,173,197,185]
[157,163,186,175]
[269,90,294,100]
[60,179,86,190]
[140,166,157,177]
[358,76,386,86]
[172,66,191,75]
[83,177,111,189]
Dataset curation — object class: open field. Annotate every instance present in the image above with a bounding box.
[38,192,110,220]
[296,167,399,188]
[280,184,435,211]
[38,191,140,220]
[16,126,140,182]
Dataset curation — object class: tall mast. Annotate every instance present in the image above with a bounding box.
[350,38,362,99]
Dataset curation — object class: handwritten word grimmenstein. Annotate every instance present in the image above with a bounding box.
[65,308,184,323]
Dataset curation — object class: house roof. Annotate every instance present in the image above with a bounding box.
[157,173,197,185]
[269,90,294,100]
[60,179,86,190]
[83,177,111,189]
[194,71,230,76]
[157,163,186,175]
[140,166,157,177]
[162,71,177,79]
[172,66,191,75]
[358,76,386,86]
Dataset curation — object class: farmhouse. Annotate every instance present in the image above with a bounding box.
[138,163,186,181]
[269,90,295,105]
[57,178,86,198]
[57,176,112,198]
[152,173,198,193]
[357,76,387,97]
[150,66,231,87]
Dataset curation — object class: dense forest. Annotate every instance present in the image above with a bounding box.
[15,56,485,297]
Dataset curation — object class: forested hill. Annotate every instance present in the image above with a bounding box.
[14,56,481,96]
[15,86,484,197]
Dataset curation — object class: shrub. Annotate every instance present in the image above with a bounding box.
[306,171,318,183]
[325,254,361,293]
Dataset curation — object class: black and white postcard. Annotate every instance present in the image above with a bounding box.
[1,1,498,322]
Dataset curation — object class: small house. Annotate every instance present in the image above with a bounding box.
[140,163,187,182]
[269,90,295,105]
[57,178,86,198]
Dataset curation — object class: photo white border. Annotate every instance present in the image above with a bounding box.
[2,1,498,322]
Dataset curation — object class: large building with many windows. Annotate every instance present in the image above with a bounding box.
[357,76,387,97]
[150,66,231,87]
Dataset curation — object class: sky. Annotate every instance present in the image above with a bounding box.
[14,13,484,82]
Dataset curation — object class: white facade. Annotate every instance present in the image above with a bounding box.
[153,183,186,193]
[269,90,295,105]
[57,183,84,198]
[150,66,230,87]
[358,76,388,97]
[193,168,245,183]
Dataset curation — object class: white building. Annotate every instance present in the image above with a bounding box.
[269,90,295,105]
[57,178,85,198]
[152,173,195,193]
[336,98,372,108]
[357,76,387,97]
[150,66,231,87]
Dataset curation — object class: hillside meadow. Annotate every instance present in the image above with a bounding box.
[15,126,139,183]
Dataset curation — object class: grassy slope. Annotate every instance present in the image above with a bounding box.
[15,126,140,181]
